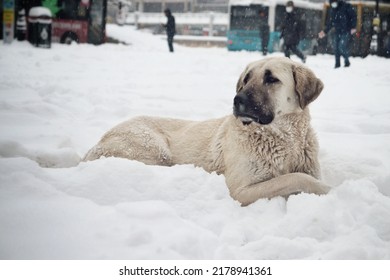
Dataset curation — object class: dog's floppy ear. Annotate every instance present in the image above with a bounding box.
[292,65,324,109]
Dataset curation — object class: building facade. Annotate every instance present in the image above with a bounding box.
[133,0,229,13]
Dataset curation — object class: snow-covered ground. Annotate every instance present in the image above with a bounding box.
[0,25,390,259]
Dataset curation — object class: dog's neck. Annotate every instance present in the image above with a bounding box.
[274,108,311,131]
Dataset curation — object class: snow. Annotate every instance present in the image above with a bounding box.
[1,24,390,260]
[28,7,52,18]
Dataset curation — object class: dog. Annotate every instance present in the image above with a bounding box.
[84,57,330,206]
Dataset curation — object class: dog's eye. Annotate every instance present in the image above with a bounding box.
[243,72,252,85]
[264,70,280,84]
[266,76,279,84]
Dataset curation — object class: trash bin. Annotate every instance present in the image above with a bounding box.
[28,7,52,48]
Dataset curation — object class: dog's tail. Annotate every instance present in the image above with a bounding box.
[0,140,82,168]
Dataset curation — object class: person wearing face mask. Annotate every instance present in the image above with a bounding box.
[280,1,307,63]
[319,0,357,68]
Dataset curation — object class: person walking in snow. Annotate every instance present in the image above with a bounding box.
[280,1,306,63]
[319,0,357,68]
[163,9,176,52]
[258,9,270,55]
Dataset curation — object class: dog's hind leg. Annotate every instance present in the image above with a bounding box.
[83,127,173,166]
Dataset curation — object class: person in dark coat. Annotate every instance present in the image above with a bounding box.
[258,9,270,55]
[319,0,357,68]
[163,9,176,52]
[280,1,306,63]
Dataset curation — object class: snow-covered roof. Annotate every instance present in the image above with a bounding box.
[228,0,324,10]
[127,12,229,25]
[28,7,52,17]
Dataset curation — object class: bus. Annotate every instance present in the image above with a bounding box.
[321,1,390,57]
[227,0,323,54]
[19,0,107,45]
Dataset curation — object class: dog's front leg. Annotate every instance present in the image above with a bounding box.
[230,173,331,206]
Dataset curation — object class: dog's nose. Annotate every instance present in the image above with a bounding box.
[234,94,248,113]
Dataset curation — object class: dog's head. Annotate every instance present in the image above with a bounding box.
[233,57,324,125]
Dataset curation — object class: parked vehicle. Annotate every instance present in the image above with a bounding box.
[227,0,323,54]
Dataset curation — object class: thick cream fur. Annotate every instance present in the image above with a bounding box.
[84,58,330,206]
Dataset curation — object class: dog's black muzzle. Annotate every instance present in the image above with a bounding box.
[233,93,274,125]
